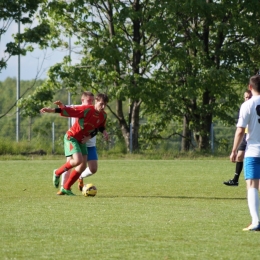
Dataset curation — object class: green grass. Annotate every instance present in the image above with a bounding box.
[1,159,260,259]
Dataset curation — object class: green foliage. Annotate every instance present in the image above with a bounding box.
[18,84,55,117]
[2,159,260,259]
[0,137,42,155]
[4,0,260,152]
[16,0,260,152]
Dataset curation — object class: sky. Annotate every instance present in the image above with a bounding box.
[0,22,73,81]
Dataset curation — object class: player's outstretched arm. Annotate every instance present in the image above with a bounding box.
[40,107,55,113]
[53,100,65,108]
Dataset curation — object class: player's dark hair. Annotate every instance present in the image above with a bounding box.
[244,89,252,98]
[249,75,260,92]
[96,93,109,104]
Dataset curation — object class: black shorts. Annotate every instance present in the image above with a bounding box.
[238,134,247,151]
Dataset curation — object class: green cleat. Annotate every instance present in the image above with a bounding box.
[53,170,60,188]
[60,187,75,196]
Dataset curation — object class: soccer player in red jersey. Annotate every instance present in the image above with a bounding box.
[40,93,109,195]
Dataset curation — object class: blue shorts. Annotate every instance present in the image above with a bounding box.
[244,157,260,180]
[87,146,98,161]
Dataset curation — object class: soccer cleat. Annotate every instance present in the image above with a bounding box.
[53,170,60,188]
[60,187,75,196]
[78,178,84,191]
[223,179,238,186]
[243,222,260,231]
[56,190,65,195]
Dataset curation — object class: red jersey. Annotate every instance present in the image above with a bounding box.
[59,105,107,142]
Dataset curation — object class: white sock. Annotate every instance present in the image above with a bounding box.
[247,188,259,225]
[61,170,70,188]
[80,167,93,179]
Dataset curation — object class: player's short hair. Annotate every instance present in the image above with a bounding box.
[244,89,252,97]
[96,93,109,104]
[249,75,260,92]
[82,91,94,97]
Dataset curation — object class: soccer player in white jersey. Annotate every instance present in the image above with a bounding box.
[56,91,108,195]
[230,74,260,231]
[224,90,252,186]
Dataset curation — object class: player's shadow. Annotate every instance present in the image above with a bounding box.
[98,195,246,200]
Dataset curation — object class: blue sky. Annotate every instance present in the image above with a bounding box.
[0,22,73,81]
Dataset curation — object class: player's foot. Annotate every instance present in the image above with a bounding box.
[223,179,238,186]
[59,187,75,196]
[243,222,260,231]
[53,169,60,188]
[78,178,84,191]
[56,190,65,195]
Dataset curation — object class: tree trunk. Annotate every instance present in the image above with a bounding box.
[131,100,141,151]
[116,99,130,149]
[181,115,191,151]
[197,113,212,150]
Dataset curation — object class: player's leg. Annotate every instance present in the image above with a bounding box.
[56,156,72,195]
[232,150,245,182]
[223,135,246,186]
[62,156,87,193]
[53,135,84,191]
[61,157,72,186]
[81,147,98,177]
[78,146,98,191]
[59,142,88,195]
[242,157,260,231]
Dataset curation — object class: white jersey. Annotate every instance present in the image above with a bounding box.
[71,117,96,148]
[237,95,260,157]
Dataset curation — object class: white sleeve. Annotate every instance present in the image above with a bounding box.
[237,102,249,128]
[71,117,76,125]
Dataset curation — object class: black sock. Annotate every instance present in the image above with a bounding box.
[233,161,243,182]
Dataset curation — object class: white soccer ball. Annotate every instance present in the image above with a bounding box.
[82,183,97,197]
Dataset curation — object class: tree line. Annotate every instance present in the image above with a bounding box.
[1,0,259,152]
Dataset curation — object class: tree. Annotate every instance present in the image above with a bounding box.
[18,0,260,152]
[19,0,168,152]
[140,0,260,151]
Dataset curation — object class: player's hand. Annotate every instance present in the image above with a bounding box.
[54,100,65,108]
[230,151,237,162]
[81,135,91,143]
[103,130,109,141]
[40,107,53,113]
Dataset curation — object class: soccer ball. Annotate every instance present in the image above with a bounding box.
[82,183,97,197]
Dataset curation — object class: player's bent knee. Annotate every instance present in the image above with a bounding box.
[89,167,97,174]
[73,158,84,166]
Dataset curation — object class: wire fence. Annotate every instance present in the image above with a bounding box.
[0,115,237,154]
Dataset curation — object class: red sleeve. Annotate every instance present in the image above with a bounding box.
[60,105,93,118]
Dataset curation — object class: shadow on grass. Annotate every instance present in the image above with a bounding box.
[96,195,246,200]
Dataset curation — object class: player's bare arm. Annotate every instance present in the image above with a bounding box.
[53,100,65,108]
[40,107,55,113]
[230,127,245,163]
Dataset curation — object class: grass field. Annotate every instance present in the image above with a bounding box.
[1,158,260,260]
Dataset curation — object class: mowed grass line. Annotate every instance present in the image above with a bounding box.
[1,159,260,260]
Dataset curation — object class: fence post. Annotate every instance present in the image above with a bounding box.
[211,123,214,153]
[52,122,55,154]
[129,123,132,153]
